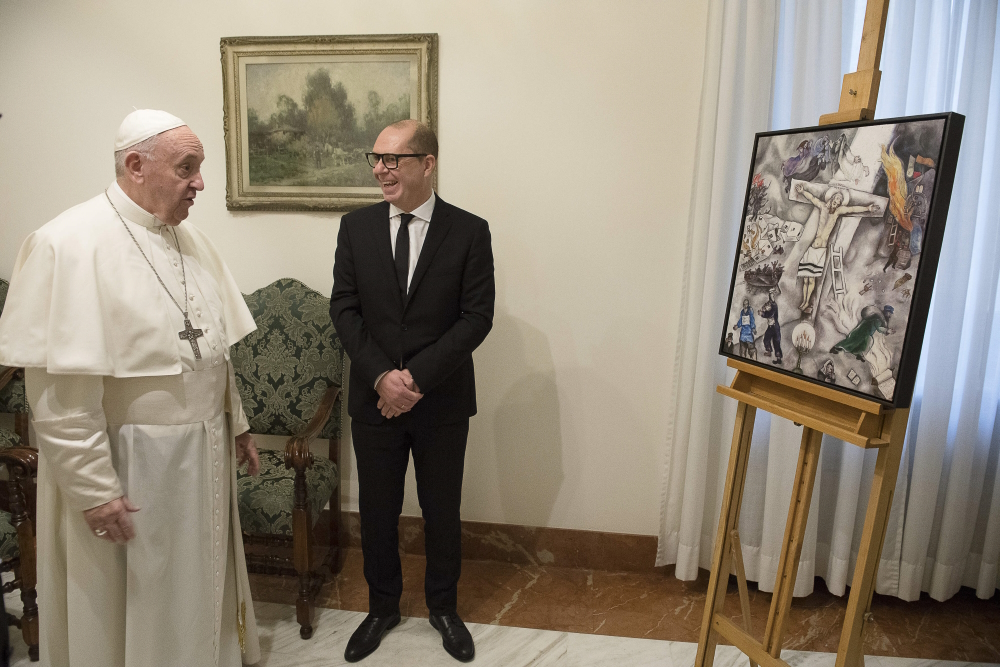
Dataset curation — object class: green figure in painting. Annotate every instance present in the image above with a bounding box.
[830,305,895,361]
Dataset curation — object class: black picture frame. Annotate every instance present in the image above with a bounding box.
[719,112,964,408]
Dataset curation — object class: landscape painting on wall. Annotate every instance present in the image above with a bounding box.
[720,113,964,407]
[221,34,437,211]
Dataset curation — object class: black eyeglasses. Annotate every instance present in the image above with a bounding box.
[365,152,428,169]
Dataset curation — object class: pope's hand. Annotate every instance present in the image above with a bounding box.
[376,369,423,418]
[236,431,261,476]
[84,496,140,544]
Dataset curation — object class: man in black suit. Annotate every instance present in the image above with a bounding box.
[330,120,495,663]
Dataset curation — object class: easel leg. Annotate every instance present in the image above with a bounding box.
[731,529,758,667]
[761,427,823,658]
[836,409,909,667]
[695,401,757,667]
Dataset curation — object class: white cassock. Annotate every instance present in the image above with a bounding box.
[0,182,262,666]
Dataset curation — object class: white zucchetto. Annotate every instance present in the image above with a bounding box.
[114,109,186,151]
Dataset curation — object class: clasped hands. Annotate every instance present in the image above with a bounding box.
[376,369,422,418]
[84,432,261,544]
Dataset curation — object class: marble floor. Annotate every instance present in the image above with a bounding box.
[239,603,1000,667]
[251,548,1000,664]
[3,594,997,667]
[3,547,997,666]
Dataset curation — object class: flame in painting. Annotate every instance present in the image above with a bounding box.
[880,142,912,230]
[792,321,816,353]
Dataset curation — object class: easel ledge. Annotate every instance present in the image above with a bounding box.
[719,359,890,448]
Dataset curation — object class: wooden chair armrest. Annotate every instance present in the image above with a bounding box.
[0,446,39,478]
[298,384,342,443]
[284,384,341,471]
[0,365,20,394]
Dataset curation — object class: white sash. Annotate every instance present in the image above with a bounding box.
[102,365,227,425]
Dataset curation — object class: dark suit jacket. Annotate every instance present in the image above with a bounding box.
[330,197,495,426]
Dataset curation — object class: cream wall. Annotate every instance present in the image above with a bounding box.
[0,1,709,536]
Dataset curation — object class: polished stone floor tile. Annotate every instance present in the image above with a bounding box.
[250,547,1000,663]
[245,603,1000,667]
[3,585,998,666]
[5,545,995,665]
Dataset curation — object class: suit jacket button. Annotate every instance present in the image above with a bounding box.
[402,325,408,331]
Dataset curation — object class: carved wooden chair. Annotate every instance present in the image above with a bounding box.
[0,278,40,661]
[231,278,345,640]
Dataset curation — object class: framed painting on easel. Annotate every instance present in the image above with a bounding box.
[720,112,964,407]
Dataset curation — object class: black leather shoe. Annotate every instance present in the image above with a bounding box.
[429,612,475,662]
[344,612,401,662]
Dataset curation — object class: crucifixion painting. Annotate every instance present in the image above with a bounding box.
[790,181,885,316]
[721,113,964,406]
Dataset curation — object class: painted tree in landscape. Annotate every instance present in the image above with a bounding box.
[246,65,414,186]
[362,90,412,147]
[304,69,358,148]
[272,94,307,134]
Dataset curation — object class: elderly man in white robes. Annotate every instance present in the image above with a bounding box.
[0,110,263,667]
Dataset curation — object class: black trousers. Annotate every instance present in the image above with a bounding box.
[764,325,782,359]
[352,417,469,616]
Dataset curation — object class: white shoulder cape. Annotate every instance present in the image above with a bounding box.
[0,192,256,377]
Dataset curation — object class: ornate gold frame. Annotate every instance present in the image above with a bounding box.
[220,34,438,212]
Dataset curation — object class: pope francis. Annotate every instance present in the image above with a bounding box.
[0,110,263,666]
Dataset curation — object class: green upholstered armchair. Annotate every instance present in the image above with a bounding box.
[231,278,345,640]
[0,278,39,661]
[0,445,38,662]
[0,280,29,449]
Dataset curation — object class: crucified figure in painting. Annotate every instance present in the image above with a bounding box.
[794,184,880,314]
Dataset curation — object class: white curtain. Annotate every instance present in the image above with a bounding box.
[658,0,1000,602]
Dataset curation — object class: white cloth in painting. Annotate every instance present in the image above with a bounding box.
[0,182,260,666]
[796,245,827,278]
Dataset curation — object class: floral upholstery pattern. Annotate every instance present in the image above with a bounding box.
[0,280,27,415]
[0,374,27,415]
[236,449,337,536]
[0,279,27,557]
[232,278,344,440]
[0,277,24,561]
[0,512,18,561]
[232,278,344,538]
[0,427,25,560]
[0,428,20,449]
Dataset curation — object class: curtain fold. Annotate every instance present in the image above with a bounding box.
[657,0,780,577]
[658,0,1000,603]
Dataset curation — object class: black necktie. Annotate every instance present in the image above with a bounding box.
[395,213,415,298]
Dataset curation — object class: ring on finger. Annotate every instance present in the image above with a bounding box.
[94,528,107,537]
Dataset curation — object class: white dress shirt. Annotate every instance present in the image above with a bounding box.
[389,191,436,292]
[376,191,437,389]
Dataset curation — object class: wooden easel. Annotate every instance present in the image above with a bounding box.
[695,3,898,667]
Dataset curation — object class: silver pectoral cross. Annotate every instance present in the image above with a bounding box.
[178,318,205,360]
